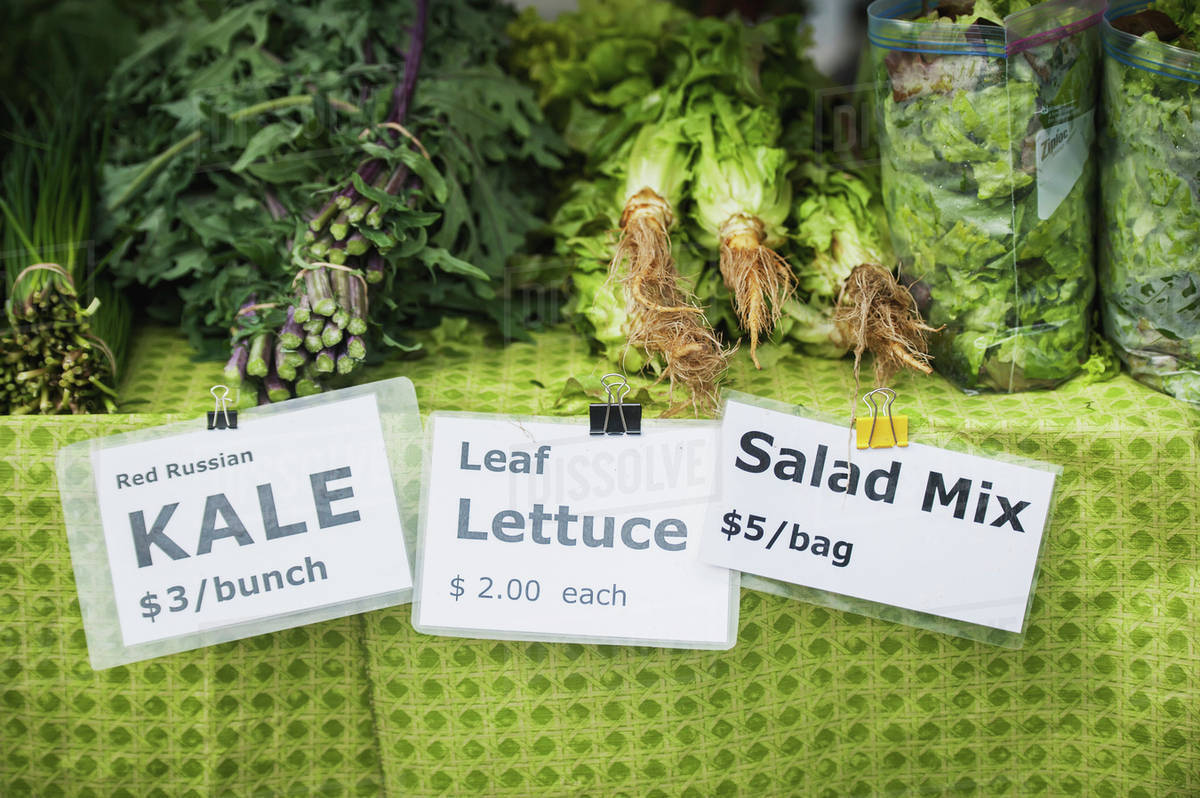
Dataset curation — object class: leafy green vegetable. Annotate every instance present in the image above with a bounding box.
[689,97,792,252]
[1098,8,1200,404]
[782,162,890,358]
[686,91,795,366]
[1,96,130,414]
[0,0,150,131]
[911,0,1034,25]
[514,3,772,408]
[871,0,1099,391]
[103,0,563,402]
[611,117,729,410]
[1160,0,1200,40]
[516,1,891,398]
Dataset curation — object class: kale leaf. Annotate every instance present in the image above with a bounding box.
[102,0,564,360]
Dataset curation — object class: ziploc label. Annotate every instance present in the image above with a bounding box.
[1036,109,1094,220]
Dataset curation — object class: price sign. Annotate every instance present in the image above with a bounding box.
[58,379,421,668]
[411,413,737,649]
[699,394,1059,640]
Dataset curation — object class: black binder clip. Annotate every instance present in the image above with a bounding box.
[207,385,238,430]
[590,373,641,436]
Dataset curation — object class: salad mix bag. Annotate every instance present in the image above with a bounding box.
[1099,2,1200,405]
[869,0,1104,392]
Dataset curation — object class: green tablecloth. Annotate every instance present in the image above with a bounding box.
[2,326,1197,796]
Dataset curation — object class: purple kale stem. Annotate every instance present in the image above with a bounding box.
[315,159,381,215]
[361,37,376,108]
[274,339,296,381]
[331,267,352,307]
[224,342,249,381]
[293,293,311,324]
[357,159,385,185]
[315,347,336,374]
[330,210,351,240]
[225,295,260,381]
[304,269,336,316]
[346,232,368,256]
[388,0,427,128]
[327,239,348,265]
[366,165,411,226]
[383,165,409,194]
[366,252,385,283]
[264,363,291,403]
[349,270,367,317]
[282,305,303,334]
[312,161,385,228]
[264,190,288,221]
[279,306,304,348]
[347,160,386,200]
[239,293,259,321]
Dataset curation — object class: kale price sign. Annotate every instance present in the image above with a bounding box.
[411,413,737,649]
[59,380,419,668]
[699,394,1059,638]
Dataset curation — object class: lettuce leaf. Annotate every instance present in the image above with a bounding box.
[874,8,1098,391]
[1098,23,1200,404]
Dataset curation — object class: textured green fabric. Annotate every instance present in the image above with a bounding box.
[3,325,1198,797]
[0,416,384,798]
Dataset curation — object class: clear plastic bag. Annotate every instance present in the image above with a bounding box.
[1099,2,1200,405]
[869,0,1104,392]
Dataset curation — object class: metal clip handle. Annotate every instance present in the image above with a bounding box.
[590,373,641,436]
[207,385,238,430]
[862,387,897,449]
[601,373,630,435]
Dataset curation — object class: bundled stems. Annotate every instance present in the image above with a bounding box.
[228,0,430,404]
[1,284,126,414]
[1,96,129,414]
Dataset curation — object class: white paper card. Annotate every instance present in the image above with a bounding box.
[699,396,1058,634]
[412,414,737,649]
[59,378,421,668]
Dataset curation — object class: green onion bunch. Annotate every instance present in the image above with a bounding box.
[1,102,130,414]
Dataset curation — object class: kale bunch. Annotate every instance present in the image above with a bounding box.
[102,0,563,401]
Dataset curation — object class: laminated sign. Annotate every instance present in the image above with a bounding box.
[699,392,1060,647]
[412,404,738,649]
[57,378,422,668]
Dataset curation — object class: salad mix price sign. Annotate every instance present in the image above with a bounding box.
[59,380,420,667]
[699,395,1059,635]
[412,414,737,649]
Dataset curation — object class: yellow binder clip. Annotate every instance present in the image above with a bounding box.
[855,387,908,449]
